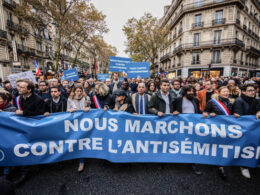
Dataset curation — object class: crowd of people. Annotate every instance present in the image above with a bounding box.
[0,73,260,186]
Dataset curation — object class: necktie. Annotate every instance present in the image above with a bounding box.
[140,96,144,114]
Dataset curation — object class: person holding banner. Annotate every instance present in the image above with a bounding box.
[114,89,134,113]
[91,82,115,110]
[233,84,260,179]
[172,85,202,175]
[132,82,150,115]
[203,86,233,180]
[148,79,175,116]
[67,86,91,172]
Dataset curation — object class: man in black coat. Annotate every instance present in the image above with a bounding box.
[45,86,67,114]
[233,84,260,179]
[15,80,46,116]
[148,79,175,116]
[109,72,122,94]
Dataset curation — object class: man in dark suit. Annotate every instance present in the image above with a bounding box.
[132,82,150,115]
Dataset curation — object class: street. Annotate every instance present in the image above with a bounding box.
[16,159,260,195]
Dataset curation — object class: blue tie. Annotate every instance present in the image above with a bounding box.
[140,96,144,114]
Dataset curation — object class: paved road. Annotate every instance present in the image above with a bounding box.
[15,159,260,195]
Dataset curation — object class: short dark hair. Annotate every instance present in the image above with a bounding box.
[240,84,255,92]
[3,80,10,85]
[39,80,48,86]
[173,79,181,85]
[182,85,195,96]
[50,86,60,92]
[23,80,35,94]
[0,92,8,101]
[161,79,169,85]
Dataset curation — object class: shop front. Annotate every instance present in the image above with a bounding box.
[188,68,223,78]
[168,71,176,79]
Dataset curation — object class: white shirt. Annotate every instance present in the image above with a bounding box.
[182,97,195,113]
[161,91,170,114]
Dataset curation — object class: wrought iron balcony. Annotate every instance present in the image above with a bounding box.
[191,60,201,65]
[3,0,16,9]
[7,20,29,35]
[246,46,260,56]
[212,59,221,64]
[192,22,204,28]
[212,18,226,25]
[0,29,7,39]
[160,53,171,62]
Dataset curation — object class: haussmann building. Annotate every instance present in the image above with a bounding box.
[159,0,260,79]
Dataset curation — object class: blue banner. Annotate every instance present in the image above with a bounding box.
[0,111,259,167]
[97,74,109,81]
[109,56,132,72]
[63,68,79,81]
[127,62,150,78]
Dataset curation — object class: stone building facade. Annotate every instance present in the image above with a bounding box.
[159,0,260,78]
[0,0,94,80]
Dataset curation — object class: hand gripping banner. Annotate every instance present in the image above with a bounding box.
[0,110,259,167]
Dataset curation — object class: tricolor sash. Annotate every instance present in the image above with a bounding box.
[211,98,230,115]
[15,96,22,111]
[93,95,102,109]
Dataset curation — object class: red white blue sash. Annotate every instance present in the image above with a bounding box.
[93,95,101,109]
[16,96,22,111]
[211,99,230,115]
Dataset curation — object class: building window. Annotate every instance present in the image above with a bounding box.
[36,41,42,51]
[7,12,12,21]
[212,50,221,63]
[214,30,221,44]
[214,10,223,24]
[193,33,200,46]
[192,53,200,64]
[194,14,202,27]
[195,0,203,8]
[21,38,25,47]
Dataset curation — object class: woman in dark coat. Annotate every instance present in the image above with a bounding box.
[114,89,134,113]
[203,86,233,180]
[90,82,115,110]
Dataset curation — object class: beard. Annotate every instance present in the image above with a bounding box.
[186,94,194,100]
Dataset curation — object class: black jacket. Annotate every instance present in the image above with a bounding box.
[45,96,67,113]
[173,96,201,114]
[90,93,115,109]
[204,96,233,115]
[17,93,46,116]
[109,81,122,94]
[148,91,175,114]
[233,94,260,115]
[115,98,134,114]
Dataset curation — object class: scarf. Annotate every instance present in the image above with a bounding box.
[0,101,8,109]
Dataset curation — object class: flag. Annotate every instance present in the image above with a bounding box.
[34,60,40,76]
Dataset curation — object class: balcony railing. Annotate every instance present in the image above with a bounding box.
[192,60,201,65]
[164,0,244,29]
[246,46,260,56]
[3,0,16,9]
[212,18,226,25]
[192,22,204,28]
[7,20,29,35]
[212,59,221,64]
[0,29,7,39]
[172,38,244,55]
[160,53,170,62]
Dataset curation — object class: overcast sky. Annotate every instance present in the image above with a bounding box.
[93,0,171,58]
